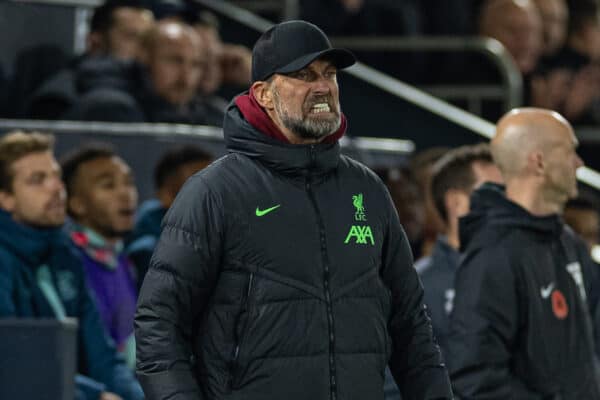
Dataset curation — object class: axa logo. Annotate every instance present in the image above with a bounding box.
[345,193,374,245]
[344,225,375,245]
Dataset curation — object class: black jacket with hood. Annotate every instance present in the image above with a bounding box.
[448,183,600,400]
[135,98,452,400]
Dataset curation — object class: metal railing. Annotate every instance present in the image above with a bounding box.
[0,118,414,154]
[329,36,523,115]
[0,118,414,201]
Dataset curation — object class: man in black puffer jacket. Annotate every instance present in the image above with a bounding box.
[135,20,452,400]
[448,108,600,399]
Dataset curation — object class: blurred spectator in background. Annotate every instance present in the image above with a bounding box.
[478,0,543,76]
[564,196,600,251]
[86,0,155,61]
[24,0,154,120]
[193,11,252,100]
[64,19,224,126]
[535,0,569,56]
[61,144,139,369]
[415,143,502,358]
[134,19,222,125]
[528,0,571,113]
[0,131,143,400]
[379,166,426,259]
[410,147,449,257]
[153,4,252,116]
[126,145,212,288]
[542,0,600,125]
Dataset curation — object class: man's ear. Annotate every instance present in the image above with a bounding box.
[252,81,274,110]
[68,196,86,219]
[0,190,16,213]
[529,151,545,176]
[444,189,469,221]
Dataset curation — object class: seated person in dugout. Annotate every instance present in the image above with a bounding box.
[126,144,213,288]
[0,131,143,400]
[415,143,502,358]
[60,144,139,369]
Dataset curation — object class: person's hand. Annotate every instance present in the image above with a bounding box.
[99,392,123,400]
[529,69,570,110]
[220,44,252,87]
[563,65,600,120]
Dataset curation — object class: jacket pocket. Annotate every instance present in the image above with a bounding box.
[228,272,255,390]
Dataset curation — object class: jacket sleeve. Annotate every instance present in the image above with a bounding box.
[135,176,224,400]
[380,197,453,400]
[72,247,144,400]
[75,374,106,400]
[447,248,542,399]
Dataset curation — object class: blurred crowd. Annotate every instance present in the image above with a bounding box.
[0,0,253,126]
[302,0,600,124]
[2,0,600,125]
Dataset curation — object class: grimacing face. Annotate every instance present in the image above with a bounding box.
[271,59,341,141]
[69,156,138,239]
[0,151,66,227]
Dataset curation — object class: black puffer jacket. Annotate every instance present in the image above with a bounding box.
[448,183,600,399]
[135,101,452,400]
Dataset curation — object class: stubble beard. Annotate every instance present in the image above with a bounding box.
[272,87,341,141]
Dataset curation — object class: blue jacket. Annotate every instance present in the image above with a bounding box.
[125,199,167,289]
[0,210,143,400]
[415,236,460,359]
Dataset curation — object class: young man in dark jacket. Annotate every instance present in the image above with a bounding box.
[0,131,143,400]
[415,143,501,358]
[448,108,600,399]
[135,20,452,400]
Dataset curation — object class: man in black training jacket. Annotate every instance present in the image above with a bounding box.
[448,108,600,399]
[135,20,452,400]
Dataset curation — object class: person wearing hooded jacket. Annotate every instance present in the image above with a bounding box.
[135,20,452,400]
[447,108,600,399]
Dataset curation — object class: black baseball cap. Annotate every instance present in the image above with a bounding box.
[251,20,356,82]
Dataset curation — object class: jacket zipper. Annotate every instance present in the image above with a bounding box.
[306,145,338,400]
[229,272,254,389]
